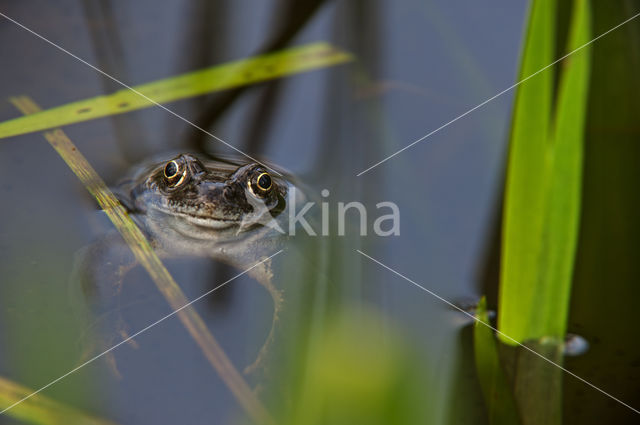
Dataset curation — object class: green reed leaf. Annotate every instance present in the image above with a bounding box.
[498,0,591,344]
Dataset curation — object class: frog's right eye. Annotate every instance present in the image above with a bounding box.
[164,160,179,178]
[163,159,187,187]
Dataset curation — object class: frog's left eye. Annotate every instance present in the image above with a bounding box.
[164,159,187,187]
[256,173,272,191]
[249,171,273,196]
[164,160,179,178]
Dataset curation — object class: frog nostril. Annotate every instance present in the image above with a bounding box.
[222,186,234,199]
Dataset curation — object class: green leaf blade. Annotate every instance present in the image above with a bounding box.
[0,42,352,140]
[498,0,591,343]
[498,0,557,343]
[540,0,592,338]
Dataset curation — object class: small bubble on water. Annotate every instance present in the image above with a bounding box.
[564,333,589,356]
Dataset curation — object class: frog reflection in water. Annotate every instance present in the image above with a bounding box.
[78,153,299,377]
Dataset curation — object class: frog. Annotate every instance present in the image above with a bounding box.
[119,153,292,268]
[73,153,302,378]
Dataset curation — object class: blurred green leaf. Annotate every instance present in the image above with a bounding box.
[0,376,117,425]
[282,308,429,425]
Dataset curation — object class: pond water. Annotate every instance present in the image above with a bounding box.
[1,1,639,424]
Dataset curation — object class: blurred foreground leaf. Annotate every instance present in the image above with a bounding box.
[0,376,117,425]
[282,308,429,425]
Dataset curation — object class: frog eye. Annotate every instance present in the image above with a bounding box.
[164,160,179,178]
[249,171,273,196]
[256,173,272,191]
[163,159,187,187]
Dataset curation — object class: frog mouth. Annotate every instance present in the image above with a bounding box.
[177,212,241,230]
[150,205,241,230]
